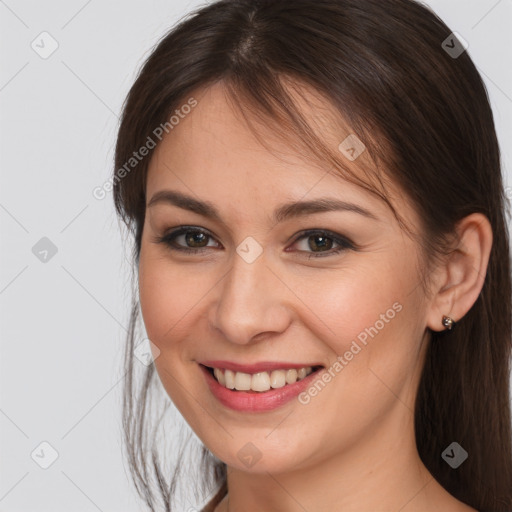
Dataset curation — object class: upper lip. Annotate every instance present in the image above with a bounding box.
[200,360,323,374]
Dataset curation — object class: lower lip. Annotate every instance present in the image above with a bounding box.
[199,364,323,412]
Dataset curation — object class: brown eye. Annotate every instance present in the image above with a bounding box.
[306,234,334,252]
[155,226,220,253]
[290,229,355,258]
[184,230,209,248]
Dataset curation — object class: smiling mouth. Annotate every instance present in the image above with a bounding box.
[202,365,324,393]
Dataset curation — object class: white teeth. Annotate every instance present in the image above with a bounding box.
[213,368,225,386]
[269,370,286,388]
[211,366,316,392]
[224,369,235,389]
[252,372,271,391]
[285,369,298,384]
[234,372,252,391]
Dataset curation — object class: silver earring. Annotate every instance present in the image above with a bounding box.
[442,315,455,330]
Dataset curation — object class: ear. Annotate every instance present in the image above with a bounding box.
[426,213,493,332]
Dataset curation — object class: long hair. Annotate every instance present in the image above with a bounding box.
[112,1,512,510]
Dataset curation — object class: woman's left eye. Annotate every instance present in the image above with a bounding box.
[288,229,355,258]
[154,227,355,258]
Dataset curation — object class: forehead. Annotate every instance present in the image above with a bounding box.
[147,81,341,175]
[145,81,406,222]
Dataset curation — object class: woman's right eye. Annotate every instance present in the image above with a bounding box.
[154,226,220,254]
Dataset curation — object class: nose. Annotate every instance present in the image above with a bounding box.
[209,248,292,345]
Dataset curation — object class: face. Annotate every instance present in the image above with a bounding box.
[138,81,432,474]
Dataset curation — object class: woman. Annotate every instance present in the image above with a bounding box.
[113,0,512,510]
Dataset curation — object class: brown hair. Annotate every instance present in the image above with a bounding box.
[113,0,512,510]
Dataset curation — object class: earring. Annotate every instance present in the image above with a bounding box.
[442,315,455,330]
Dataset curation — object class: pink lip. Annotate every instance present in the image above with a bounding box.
[200,360,321,373]
[199,363,324,412]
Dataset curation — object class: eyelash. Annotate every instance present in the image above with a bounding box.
[153,226,356,259]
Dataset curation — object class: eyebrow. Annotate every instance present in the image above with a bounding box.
[147,189,379,223]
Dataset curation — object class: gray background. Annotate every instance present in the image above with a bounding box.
[1,0,511,510]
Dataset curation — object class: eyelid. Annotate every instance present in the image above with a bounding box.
[154,226,356,256]
[155,225,220,252]
[289,229,355,249]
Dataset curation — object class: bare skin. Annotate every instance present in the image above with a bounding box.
[138,81,490,512]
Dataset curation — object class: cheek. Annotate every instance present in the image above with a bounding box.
[297,255,423,399]
[295,261,406,351]
[138,245,211,344]
[137,248,207,416]
[290,273,422,452]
